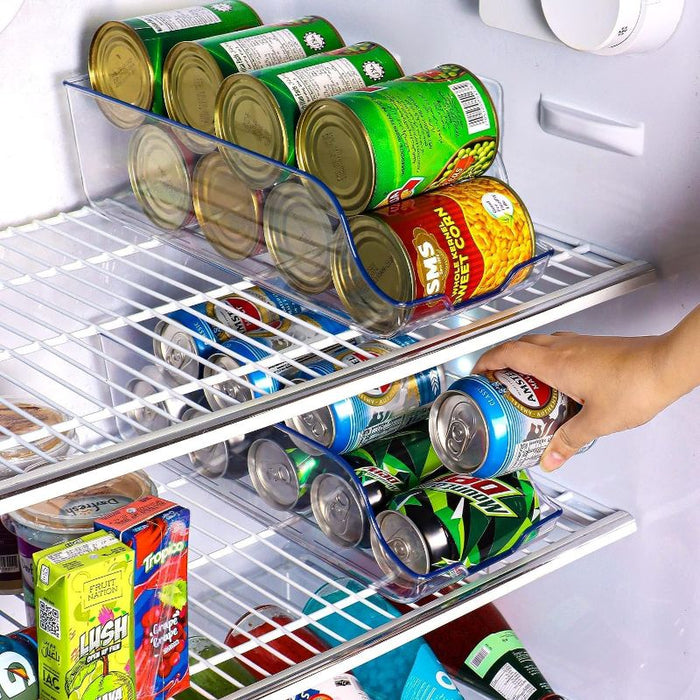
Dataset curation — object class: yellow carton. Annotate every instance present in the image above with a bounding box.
[33,531,135,700]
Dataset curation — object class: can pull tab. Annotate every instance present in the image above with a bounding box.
[328,489,351,522]
[445,412,477,460]
[300,412,327,440]
[269,462,292,485]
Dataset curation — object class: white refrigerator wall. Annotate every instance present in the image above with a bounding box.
[0,1,698,698]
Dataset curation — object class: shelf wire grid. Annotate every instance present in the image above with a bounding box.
[0,206,653,512]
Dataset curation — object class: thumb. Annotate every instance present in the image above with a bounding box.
[541,409,596,472]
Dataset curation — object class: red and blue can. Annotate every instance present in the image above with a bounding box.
[0,628,38,700]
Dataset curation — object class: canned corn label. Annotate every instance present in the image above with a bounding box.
[138,6,222,33]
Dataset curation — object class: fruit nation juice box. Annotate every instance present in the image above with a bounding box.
[33,530,135,700]
[95,496,190,700]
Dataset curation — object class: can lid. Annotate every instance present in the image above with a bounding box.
[202,353,253,410]
[332,215,412,334]
[193,152,263,260]
[215,73,287,189]
[310,473,366,547]
[7,471,156,535]
[429,390,489,473]
[128,125,193,230]
[125,365,172,433]
[88,21,154,129]
[163,41,224,139]
[263,180,335,294]
[372,509,432,576]
[247,439,301,509]
[153,319,203,378]
[285,406,335,448]
[296,98,375,216]
[189,437,230,480]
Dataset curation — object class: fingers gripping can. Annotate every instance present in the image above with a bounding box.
[296,64,499,215]
[311,423,447,547]
[285,336,445,454]
[429,369,585,478]
[371,471,540,576]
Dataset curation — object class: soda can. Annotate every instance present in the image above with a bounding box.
[247,439,326,511]
[163,16,344,147]
[370,471,541,576]
[429,369,585,478]
[0,627,38,700]
[297,63,499,216]
[214,42,403,188]
[286,336,445,454]
[88,2,262,128]
[310,423,447,548]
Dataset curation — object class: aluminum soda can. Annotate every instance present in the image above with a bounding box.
[371,471,540,576]
[0,628,38,700]
[297,63,499,216]
[311,423,447,547]
[89,2,262,127]
[163,16,344,148]
[247,439,326,510]
[286,336,445,454]
[429,369,585,478]
[214,42,403,188]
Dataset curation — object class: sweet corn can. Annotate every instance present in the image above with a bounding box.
[296,64,499,215]
[163,16,344,147]
[89,2,262,128]
[332,178,535,334]
[214,42,403,188]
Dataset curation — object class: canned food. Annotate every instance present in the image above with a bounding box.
[88,2,262,128]
[332,178,536,335]
[430,369,585,478]
[5,471,156,625]
[370,471,540,576]
[192,152,265,260]
[247,439,326,510]
[297,63,499,215]
[214,42,403,188]
[0,628,38,700]
[163,16,344,148]
[311,423,446,548]
[128,124,198,230]
[262,180,339,293]
[285,336,445,454]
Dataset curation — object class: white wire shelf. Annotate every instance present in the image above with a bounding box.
[0,205,654,514]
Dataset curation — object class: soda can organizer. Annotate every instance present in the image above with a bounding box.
[64,75,553,339]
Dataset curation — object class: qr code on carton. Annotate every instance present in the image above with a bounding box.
[38,599,61,639]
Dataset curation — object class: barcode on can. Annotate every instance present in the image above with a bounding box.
[449,80,491,134]
[468,644,491,669]
[0,554,19,573]
[38,599,61,640]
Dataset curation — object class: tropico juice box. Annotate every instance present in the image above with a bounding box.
[95,496,190,700]
[33,530,135,700]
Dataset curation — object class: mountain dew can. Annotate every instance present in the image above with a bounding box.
[310,423,447,547]
[371,471,540,575]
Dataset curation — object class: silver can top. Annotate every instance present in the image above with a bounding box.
[429,390,489,474]
[372,509,432,576]
[202,353,252,410]
[310,473,367,548]
[285,405,335,448]
[125,364,172,433]
[247,439,300,510]
[153,320,202,378]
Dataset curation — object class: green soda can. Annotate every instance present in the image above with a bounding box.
[89,2,262,128]
[163,16,345,152]
[371,471,539,576]
[297,64,500,215]
[247,439,325,511]
[214,41,404,188]
[310,423,447,548]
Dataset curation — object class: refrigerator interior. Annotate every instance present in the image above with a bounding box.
[0,1,699,699]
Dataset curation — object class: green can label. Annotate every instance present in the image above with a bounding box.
[287,447,324,502]
[335,64,499,209]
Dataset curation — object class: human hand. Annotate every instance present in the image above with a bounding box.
[472,332,674,471]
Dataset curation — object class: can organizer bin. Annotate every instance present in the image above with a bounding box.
[65,76,553,338]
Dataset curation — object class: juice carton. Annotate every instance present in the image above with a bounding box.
[33,530,135,700]
[95,496,190,700]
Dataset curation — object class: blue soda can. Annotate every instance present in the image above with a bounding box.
[0,628,38,700]
[429,368,584,478]
[286,336,445,454]
[153,286,304,377]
